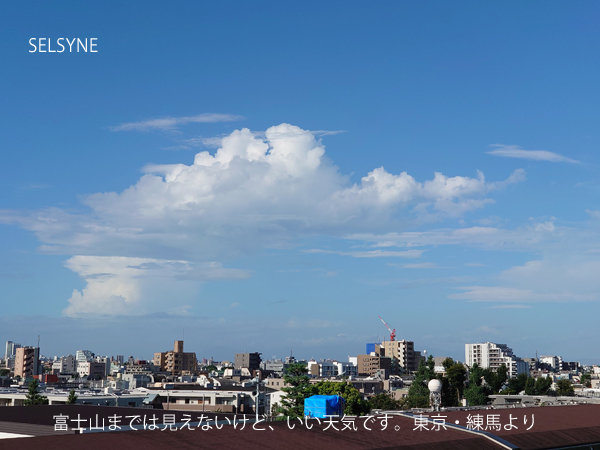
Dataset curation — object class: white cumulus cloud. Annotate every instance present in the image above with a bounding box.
[1,123,525,315]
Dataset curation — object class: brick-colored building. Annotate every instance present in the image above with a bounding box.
[381,340,422,374]
[14,347,40,379]
[356,354,391,377]
[154,341,197,376]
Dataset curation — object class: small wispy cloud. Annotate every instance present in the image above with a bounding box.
[18,183,52,191]
[389,262,444,269]
[465,262,486,267]
[109,113,244,132]
[585,209,600,219]
[474,325,500,335]
[303,249,423,258]
[487,144,579,163]
[311,130,347,137]
[489,304,531,309]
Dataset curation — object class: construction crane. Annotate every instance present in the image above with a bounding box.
[378,316,396,341]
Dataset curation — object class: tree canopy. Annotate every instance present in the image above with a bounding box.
[556,379,574,396]
[406,355,435,408]
[275,363,313,419]
[67,389,78,404]
[312,381,370,415]
[24,379,49,406]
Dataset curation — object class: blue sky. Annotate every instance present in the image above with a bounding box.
[1,1,600,364]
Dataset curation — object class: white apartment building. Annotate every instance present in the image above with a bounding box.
[540,355,562,371]
[465,342,528,378]
[307,360,358,378]
[76,350,94,362]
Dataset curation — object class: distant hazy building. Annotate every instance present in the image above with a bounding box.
[14,347,40,379]
[76,350,95,363]
[308,360,358,378]
[522,358,539,371]
[465,342,527,378]
[234,352,262,372]
[4,341,21,361]
[52,355,76,374]
[77,361,107,380]
[154,341,197,376]
[260,359,285,374]
[561,361,580,373]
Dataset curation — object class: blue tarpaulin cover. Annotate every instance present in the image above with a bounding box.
[304,395,345,418]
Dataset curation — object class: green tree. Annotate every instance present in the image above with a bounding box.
[368,392,404,410]
[533,376,553,395]
[66,389,78,404]
[524,376,536,395]
[275,363,314,419]
[491,364,508,394]
[580,373,592,388]
[313,380,370,415]
[556,379,574,396]
[406,356,435,408]
[204,364,218,372]
[443,359,467,406]
[0,369,10,377]
[464,363,489,406]
[504,373,528,395]
[24,379,49,406]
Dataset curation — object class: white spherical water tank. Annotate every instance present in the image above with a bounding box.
[428,379,442,393]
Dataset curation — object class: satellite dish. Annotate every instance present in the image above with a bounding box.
[428,379,442,393]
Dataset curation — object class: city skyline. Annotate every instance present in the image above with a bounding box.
[2,2,600,364]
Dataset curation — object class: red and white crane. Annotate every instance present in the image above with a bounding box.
[378,316,396,341]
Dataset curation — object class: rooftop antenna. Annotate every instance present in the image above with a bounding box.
[37,335,40,348]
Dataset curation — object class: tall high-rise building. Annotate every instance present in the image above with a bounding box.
[465,342,528,378]
[381,340,422,374]
[14,347,40,379]
[4,341,21,361]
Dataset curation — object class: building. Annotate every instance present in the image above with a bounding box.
[561,361,580,373]
[234,352,262,372]
[154,341,197,376]
[540,355,562,371]
[381,340,422,374]
[52,355,77,375]
[356,354,392,378]
[14,347,40,379]
[76,350,95,363]
[4,341,21,361]
[77,361,107,380]
[307,360,358,378]
[465,342,528,378]
[522,357,539,371]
